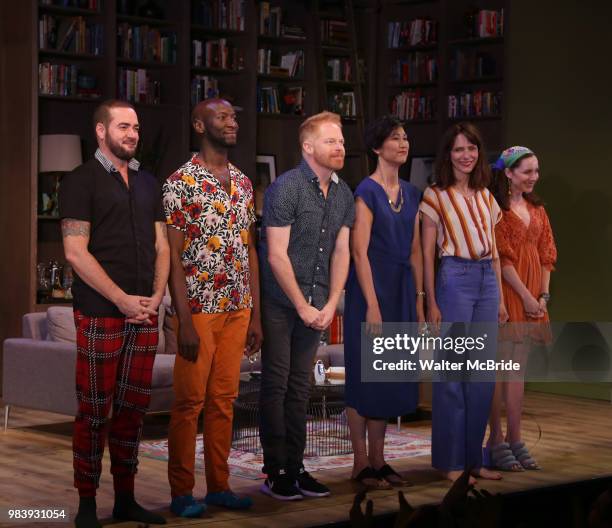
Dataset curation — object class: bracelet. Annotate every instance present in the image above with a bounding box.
[538,292,551,302]
[416,291,426,297]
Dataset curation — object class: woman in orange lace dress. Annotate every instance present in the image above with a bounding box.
[485,146,557,472]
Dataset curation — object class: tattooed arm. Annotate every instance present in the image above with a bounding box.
[62,218,156,323]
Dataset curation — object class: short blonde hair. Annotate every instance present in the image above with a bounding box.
[299,111,342,147]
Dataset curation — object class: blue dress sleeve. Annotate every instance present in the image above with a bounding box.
[354,178,377,215]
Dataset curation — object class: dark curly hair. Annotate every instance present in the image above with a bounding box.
[433,122,491,190]
[364,115,405,163]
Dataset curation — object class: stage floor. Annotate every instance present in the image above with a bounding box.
[1,391,611,527]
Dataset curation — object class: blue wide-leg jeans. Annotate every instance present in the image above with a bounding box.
[431,256,499,472]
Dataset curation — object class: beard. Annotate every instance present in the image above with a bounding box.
[106,133,137,161]
[315,151,344,171]
[205,128,237,149]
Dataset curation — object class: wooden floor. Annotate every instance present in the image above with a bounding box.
[1,391,611,528]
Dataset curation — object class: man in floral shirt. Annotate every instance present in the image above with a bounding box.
[162,99,262,517]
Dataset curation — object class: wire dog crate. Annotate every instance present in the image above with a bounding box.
[232,377,351,456]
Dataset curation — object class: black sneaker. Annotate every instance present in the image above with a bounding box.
[296,468,331,497]
[260,471,303,501]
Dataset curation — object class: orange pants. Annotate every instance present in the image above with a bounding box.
[168,309,250,496]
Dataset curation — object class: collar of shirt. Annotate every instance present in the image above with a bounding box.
[299,157,339,186]
[95,148,140,173]
[189,155,237,194]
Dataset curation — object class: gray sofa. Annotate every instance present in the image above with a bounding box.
[2,309,177,429]
[2,308,345,430]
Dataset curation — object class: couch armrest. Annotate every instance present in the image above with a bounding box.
[2,338,77,416]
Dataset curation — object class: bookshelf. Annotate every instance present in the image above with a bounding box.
[189,1,256,173]
[255,1,313,176]
[376,0,507,163]
[0,0,508,345]
[313,0,369,186]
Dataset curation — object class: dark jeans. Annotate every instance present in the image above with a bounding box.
[259,299,322,477]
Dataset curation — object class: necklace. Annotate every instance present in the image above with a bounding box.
[380,178,403,213]
[453,186,475,200]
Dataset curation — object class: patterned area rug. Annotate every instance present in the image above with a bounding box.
[140,427,431,480]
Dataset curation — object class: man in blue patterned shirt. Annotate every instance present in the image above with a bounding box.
[258,111,355,500]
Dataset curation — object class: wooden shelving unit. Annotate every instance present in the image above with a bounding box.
[376,0,507,160]
[0,0,508,346]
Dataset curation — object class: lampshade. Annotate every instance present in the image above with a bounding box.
[39,134,83,172]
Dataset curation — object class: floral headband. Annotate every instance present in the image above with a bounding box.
[492,146,534,170]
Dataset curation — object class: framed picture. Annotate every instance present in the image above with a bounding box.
[254,154,277,216]
[408,156,435,191]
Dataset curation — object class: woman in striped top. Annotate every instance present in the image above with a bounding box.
[420,122,508,485]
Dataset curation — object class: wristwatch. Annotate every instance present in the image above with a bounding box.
[538,293,551,302]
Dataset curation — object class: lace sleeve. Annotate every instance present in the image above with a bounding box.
[495,212,517,267]
[537,207,557,271]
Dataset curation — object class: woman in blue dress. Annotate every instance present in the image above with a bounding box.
[344,116,425,488]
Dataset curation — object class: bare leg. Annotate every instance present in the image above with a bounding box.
[484,343,523,471]
[504,343,529,445]
[368,419,408,485]
[487,381,505,447]
[346,406,368,477]
[487,340,511,447]
[366,418,386,470]
[347,408,390,488]
[504,380,525,444]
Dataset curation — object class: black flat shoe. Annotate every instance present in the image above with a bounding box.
[376,464,412,486]
[352,466,392,489]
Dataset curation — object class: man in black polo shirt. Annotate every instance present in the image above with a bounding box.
[258,111,355,500]
[59,100,169,528]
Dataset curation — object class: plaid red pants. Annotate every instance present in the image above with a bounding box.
[72,310,158,497]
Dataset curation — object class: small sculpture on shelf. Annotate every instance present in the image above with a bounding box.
[37,260,73,303]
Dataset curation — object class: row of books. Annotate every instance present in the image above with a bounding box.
[257,49,304,77]
[321,20,349,47]
[39,16,104,55]
[259,2,281,37]
[328,91,356,117]
[391,53,437,84]
[257,85,304,115]
[447,91,502,118]
[450,50,497,80]
[467,9,504,38]
[40,0,99,9]
[191,75,220,105]
[388,19,437,48]
[326,58,352,83]
[118,68,161,104]
[192,0,246,31]
[391,90,436,121]
[193,39,244,70]
[39,62,101,98]
[117,25,177,63]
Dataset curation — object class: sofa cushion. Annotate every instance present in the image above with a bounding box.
[152,353,175,388]
[46,306,76,343]
[315,344,344,367]
[162,312,178,356]
[45,304,167,354]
